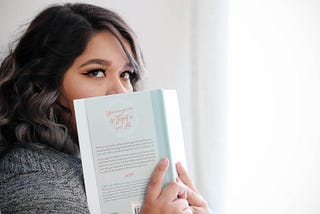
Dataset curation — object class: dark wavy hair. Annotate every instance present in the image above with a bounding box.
[0,3,145,155]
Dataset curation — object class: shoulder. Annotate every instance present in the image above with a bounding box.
[0,144,89,213]
[0,144,83,182]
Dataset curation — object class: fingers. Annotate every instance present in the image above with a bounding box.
[176,163,209,210]
[183,207,193,214]
[176,161,198,193]
[143,166,192,214]
[160,181,187,201]
[185,186,206,207]
[144,157,169,201]
[176,176,208,208]
[173,198,192,214]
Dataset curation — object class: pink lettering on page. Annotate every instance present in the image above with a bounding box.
[106,107,135,134]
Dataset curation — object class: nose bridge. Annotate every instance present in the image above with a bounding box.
[107,74,126,95]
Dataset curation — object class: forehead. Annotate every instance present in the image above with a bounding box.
[76,31,132,63]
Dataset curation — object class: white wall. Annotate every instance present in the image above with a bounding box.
[190,0,228,212]
[227,0,320,214]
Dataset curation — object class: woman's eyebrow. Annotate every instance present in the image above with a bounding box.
[124,62,135,69]
[79,58,111,68]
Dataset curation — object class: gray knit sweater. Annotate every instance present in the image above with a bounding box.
[0,145,90,213]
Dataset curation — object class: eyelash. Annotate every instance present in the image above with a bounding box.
[83,68,106,77]
[83,68,137,80]
[121,70,137,80]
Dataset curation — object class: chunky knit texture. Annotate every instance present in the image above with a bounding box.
[0,145,89,213]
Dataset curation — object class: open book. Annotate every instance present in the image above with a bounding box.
[74,89,187,214]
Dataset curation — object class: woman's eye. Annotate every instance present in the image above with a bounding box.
[85,69,105,78]
[120,71,136,80]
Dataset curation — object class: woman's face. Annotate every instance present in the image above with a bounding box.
[59,31,135,133]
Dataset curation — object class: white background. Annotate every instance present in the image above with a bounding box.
[227,0,320,214]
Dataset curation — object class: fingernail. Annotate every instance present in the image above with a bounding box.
[159,157,168,166]
[177,190,186,199]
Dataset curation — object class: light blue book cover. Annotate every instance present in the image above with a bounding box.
[74,89,186,214]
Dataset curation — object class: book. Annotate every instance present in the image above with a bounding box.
[74,89,187,214]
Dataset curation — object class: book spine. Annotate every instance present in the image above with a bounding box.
[151,90,186,186]
[161,90,187,178]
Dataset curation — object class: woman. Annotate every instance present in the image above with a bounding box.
[0,3,209,213]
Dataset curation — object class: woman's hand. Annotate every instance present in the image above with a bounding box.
[141,158,192,214]
[176,162,209,214]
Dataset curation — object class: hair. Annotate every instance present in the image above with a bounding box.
[0,3,145,155]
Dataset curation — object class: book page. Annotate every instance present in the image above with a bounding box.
[85,92,159,214]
